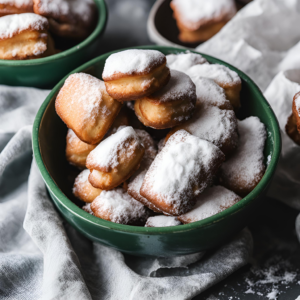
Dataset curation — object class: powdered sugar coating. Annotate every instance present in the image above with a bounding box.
[141,130,224,214]
[86,126,141,171]
[149,70,196,103]
[171,0,236,30]
[35,0,94,23]
[91,188,148,224]
[66,129,77,144]
[135,129,157,166]
[220,117,266,192]
[145,216,181,227]
[179,186,241,223]
[102,49,166,79]
[0,0,32,8]
[192,77,231,109]
[82,203,94,215]
[187,64,241,86]
[0,13,48,39]
[166,52,208,73]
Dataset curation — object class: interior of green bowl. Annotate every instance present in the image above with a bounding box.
[0,0,107,66]
[33,45,281,234]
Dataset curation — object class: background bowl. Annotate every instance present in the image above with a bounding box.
[32,45,281,257]
[0,0,107,89]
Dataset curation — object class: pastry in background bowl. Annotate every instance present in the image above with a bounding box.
[0,0,33,16]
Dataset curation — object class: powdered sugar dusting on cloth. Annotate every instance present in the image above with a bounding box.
[149,69,196,103]
[221,117,266,187]
[36,0,94,23]
[0,13,48,39]
[142,130,224,206]
[102,49,165,79]
[0,0,32,7]
[166,52,208,73]
[171,0,236,30]
[91,188,148,224]
[86,126,140,170]
[178,104,238,151]
[192,77,231,109]
[187,63,241,86]
[179,186,241,223]
[145,216,181,227]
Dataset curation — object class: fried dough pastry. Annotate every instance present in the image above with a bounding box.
[286,113,300,146]
[102,49,170,101]
[0,13,50,60]
[140,130,225,216]
[73,169,102,203]
[0,0,33,16]
[33,0,96,39]
[187,64,242,110]
[65,129,96,169]
[178,186,241,224]
[145,216,181,227]
[219,117,266,197]
[166,52,208,73]
[82,202,94,215]
[55,73,122,145]
[86,126,145,190]
[134,70,196,129]
[166,102,238,156]
[170,0,236,43]
[292,92,300,133]
[91,188,150,225]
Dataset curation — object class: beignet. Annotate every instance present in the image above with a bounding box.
[134,70,196,129]
[55,73,122,145]
[145,216,181,227]
[86,126,145,190]
[219,117,266,197]
[91,188,150,225]
[0,0,33,16]
[292,91,300,134]
[140,130,225,216]
[102,49,170,101]
[178,186,241,224]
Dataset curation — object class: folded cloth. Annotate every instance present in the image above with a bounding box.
[197,0,300,210]
[0,85,253,299]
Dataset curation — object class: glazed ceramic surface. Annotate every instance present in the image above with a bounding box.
[0,0,107,89]
[32,46,281,257]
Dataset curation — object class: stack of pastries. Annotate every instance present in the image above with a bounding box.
[0,0,96,60]
[55,49,267,228]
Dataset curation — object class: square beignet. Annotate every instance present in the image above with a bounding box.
[178,186,241,224]
[0,0,33,16]
[86,126,145,190]
[140,129,225,216]
[187,64,242,110]
[0,13,50,60]
[134,70,197,129]
[102,49,171,101]
[170,0,236,43]
[90,188,150,225]
[73,169,102,203]
[145,216,181,227]
[66,129,97,169]
[33,0,97,39]
[219,117,266,197]
[55,73,122,145]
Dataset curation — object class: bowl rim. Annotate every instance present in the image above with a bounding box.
[0,0,107,66]
[32,45,281,235]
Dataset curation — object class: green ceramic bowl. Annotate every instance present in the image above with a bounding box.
[0,0,107,89]
[32,46,281,257]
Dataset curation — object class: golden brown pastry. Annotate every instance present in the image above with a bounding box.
[0,0,33,16]
[86,126,145,190]
[292,92,300,133]
[91,188,150,225]
[102,49,170,101]
[134,70,196,129]
[187,64,242,110]
[0,13,51,60]
[55,73,122,145]
[170,0,237,43]
[140,130,225,216]
[33,0,97,39]
[286,113,300,145]
[73,169,102,203]
[65,129,96,169]
[219,117,266,197]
